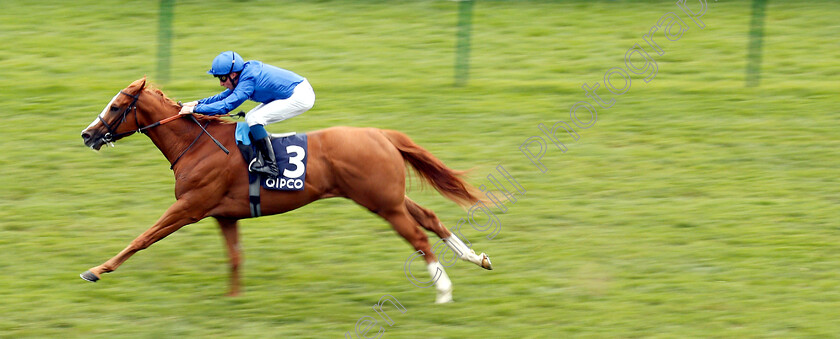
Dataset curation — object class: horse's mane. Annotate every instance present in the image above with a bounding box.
[144,86,234,125]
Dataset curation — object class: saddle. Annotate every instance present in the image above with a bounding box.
[234,122,308,217]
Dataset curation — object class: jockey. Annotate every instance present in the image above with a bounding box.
[179,51,315,177]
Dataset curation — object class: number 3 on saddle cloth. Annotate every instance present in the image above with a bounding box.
[234,122,308,217]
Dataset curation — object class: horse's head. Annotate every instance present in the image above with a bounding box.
[81,77,153,150]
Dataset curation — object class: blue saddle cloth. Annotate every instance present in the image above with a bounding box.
[236,122,307,191]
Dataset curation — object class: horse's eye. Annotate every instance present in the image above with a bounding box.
[110,106,120,112]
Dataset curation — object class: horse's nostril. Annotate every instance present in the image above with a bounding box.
[82,131,92,142]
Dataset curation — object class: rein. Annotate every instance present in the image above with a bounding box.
[169,114,230,169]
[100,90,230,169]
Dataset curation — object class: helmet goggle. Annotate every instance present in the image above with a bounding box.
[213,51,237,82]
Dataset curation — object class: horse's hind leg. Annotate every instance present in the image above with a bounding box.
[378,205,454,303]
[404,197,492,270]
[216,217,243,296]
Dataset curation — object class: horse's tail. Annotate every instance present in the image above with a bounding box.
[382,129,481,208]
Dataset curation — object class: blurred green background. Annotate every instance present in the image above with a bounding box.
[1,0,839,338]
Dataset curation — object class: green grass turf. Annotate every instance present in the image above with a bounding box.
[1,0,839,337]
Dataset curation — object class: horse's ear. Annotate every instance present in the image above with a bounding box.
[129,77,147,91]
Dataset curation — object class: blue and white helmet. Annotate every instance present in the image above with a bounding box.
[207,51,245,75]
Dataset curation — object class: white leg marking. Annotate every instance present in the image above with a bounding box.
[427,261,453,304]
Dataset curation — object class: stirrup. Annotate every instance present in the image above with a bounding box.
[249,155,279,177]
[248,158,261,173]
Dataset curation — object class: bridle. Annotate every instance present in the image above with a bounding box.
[99,90,144,143]
[99,90,187,143]
[97,89,230,168]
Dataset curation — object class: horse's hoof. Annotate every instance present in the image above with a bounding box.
[480,253,493,270]
[80,270,100,282]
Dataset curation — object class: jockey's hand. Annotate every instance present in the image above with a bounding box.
[182,101,198,107]
[179,105,195,115]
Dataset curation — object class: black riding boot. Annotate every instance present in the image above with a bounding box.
[249,137,280,177]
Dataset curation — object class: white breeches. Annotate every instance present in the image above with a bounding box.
[245,79,315,126]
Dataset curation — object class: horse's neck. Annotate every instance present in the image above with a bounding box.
[145,115,234,168]
[136,97,194,163]
[137,91,235,168]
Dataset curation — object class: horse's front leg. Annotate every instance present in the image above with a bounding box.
[80,199,206,282]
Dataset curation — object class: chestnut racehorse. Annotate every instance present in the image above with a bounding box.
[80,77,492,303]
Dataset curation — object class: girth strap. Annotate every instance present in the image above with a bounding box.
[249,177,262,218]
[236,142,262,218]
